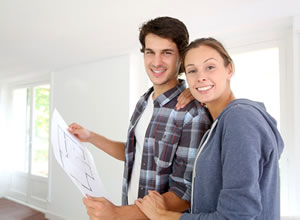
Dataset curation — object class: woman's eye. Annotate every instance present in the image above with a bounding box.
[207,65,215,70]
[187,70,196,74]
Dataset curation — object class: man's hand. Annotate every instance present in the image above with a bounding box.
[83,196,120,220]
[68,123,92,142]
[176,88,194,110]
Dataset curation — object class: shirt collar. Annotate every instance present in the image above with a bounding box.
[143,79,187,107]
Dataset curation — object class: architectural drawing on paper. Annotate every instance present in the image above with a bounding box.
[57,125,94,192]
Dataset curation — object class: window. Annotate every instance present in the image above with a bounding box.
[12,84,50,177]
[230,47,280,126]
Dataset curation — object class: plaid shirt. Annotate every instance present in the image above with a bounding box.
[122,80,212,205]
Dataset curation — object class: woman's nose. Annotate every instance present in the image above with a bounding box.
[197,72,207,82]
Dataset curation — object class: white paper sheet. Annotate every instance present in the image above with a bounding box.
[51,109,108,199]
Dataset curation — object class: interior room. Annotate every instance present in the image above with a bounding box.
[0,0,299,219]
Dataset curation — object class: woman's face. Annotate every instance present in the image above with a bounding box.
[184,45,232,105]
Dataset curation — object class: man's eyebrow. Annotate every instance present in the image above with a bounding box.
[144,48,175,52]
[162,49,175,52]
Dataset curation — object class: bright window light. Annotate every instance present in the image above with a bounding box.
[11,84,50,177]
[231,47,280,127]
[12,88,29,173]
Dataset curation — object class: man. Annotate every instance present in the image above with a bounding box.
[69,16,212,219]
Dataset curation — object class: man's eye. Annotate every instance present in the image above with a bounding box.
[163,51,172,55]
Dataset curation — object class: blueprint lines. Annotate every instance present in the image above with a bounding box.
[51,109,107,198]
[57,125,94,192]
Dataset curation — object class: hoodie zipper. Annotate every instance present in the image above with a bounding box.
[191,119,218,213]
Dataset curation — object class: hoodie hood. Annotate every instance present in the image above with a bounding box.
[218,98,284,157]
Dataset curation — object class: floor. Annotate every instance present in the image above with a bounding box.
[0,198,47,220]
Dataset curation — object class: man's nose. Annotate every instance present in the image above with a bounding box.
[152,54,163,66]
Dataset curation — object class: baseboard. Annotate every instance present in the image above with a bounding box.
[4,196,46,213]
[4,196,67,220]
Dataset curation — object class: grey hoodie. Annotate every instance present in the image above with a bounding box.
[181,99,284,220]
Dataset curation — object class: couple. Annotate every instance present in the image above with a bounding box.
[69,17,284,220]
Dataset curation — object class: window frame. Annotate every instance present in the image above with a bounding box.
[6,76,51,209]
[11,80,51,177]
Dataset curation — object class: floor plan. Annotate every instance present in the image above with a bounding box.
[57,125,94,192]
[51,109,107,198]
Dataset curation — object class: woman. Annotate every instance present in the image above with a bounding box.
[135,38,284,220]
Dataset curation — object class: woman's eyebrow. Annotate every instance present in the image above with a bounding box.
[204,57,217,63]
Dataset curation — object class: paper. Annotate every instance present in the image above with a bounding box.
[51,109,108,198]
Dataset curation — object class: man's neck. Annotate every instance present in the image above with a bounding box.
[152,78,180,100]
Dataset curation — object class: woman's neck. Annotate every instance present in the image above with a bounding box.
[207,89,235,121]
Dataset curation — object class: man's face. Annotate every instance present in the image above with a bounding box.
[144,33,181,87]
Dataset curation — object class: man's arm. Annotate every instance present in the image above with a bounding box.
[83,191,188,220]
[88,131,126,161]
[168,105,212,202]
[69,123,125,161]
[83,196,147,220]
[116,191,188,219]
[162,191,189,212]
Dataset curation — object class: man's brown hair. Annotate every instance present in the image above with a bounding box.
[139,16,189,73]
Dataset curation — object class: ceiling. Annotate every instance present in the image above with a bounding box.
[0,0,299,81]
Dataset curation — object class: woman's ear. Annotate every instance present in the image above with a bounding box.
[226,63,233,80]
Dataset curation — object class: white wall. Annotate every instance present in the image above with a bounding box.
[288,15,300,217]
[0,84,10,197]
[48,54,130,220]
[129,50,150,114]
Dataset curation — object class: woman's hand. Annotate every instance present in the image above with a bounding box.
[135,191,167,220]
[176,88,194,110]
